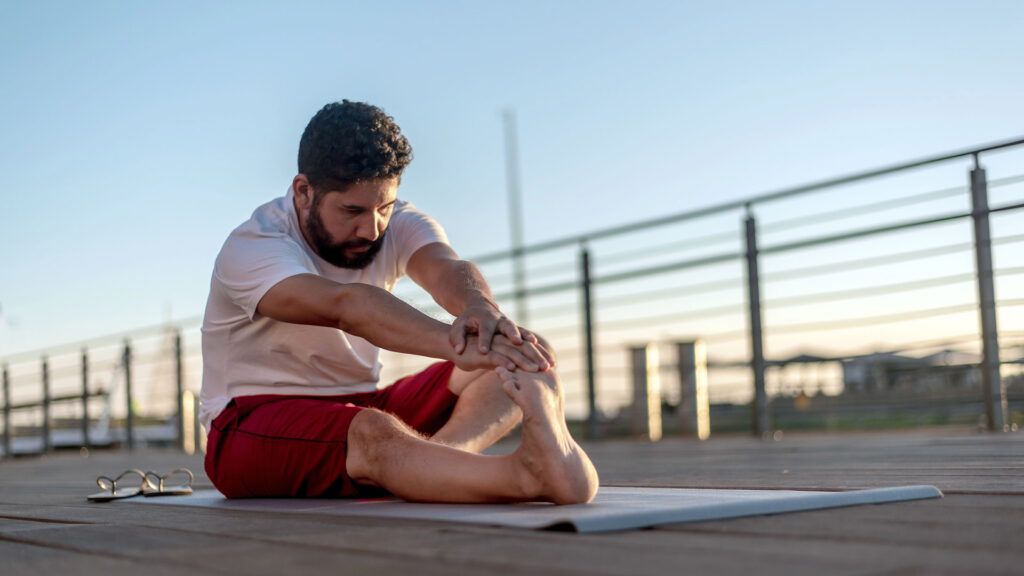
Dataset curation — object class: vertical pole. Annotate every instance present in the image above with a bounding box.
[81,348,91,449]
[2,365,10,459]
[123,339,135,451]
[970,156,1007,431]
[677,340,711,440]
[744,207,769,437]
[629,344,662,441]
[175,331,185,451]
[194,393,206,454]
[502,109,529,326]
[579,245,599,439]
[41,356,51,453]
[181,390,195,455]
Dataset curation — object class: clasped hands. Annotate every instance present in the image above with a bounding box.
[449,298,554,373]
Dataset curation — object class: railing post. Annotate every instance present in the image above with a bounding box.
[81,348,91,449]
[969,156,1007,431]
[503,110,529,327]
[629,344,662,441]
[2,364,10,459]
[744,207,770,437]
[677,340,711,440]
[182,390,196,455]
[175,331,185,451]
[123,339,135,451]
[194,393,206,454]
[41,356,51,453]
[579,244,599,439]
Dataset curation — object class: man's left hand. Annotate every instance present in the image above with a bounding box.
[450,298,523,355]
[450,298,556,370]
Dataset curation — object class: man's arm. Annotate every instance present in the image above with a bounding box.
[255,273,537,371]
[406,243,554,367]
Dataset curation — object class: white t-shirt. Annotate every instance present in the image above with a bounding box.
[198,186,449,431]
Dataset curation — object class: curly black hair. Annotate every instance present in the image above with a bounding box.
[298,100,413,190]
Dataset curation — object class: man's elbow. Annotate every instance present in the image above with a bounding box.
[330,282,380,333]
[329,283,357,332]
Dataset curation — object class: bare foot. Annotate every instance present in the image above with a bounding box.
[496,367,599,504]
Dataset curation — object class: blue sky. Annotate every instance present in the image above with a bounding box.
[2,0,1023,357]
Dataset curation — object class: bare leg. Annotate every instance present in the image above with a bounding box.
[496,367,599,504]
[431,368,521,452]
[432,333,559,453]
[346,409,531,503]
[346,368,598,504]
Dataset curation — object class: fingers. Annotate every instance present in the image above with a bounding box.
[497,317,524,345]
[490,333,551,371]
[490,341,541,372]
[535,344,556,369]
[486,350,519,372]
[449,317,468,354]
[449,305,548,371]
[519,329,555,367]
[477,317,498,353]
[495,367,521,393]
[520,341,551,371]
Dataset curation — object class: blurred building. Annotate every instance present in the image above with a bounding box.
[841,350,981,394]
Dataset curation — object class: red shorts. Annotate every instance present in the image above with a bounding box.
[204,361,458,498]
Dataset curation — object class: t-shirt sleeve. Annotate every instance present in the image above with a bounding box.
[391,203,450,277]
[212,230,315,320]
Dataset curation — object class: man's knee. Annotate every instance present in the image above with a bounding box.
[346,409,416,481]
[448,367,490,396]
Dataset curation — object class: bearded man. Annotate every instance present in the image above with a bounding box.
[199,100,598,504]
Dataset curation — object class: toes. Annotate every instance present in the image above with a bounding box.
[496,368,522,393]
[501,379,521,398]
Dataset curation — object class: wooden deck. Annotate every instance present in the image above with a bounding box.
[1,428,1021,575]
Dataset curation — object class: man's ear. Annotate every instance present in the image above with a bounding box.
[292,174,314,210]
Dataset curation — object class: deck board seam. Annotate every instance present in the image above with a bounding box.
[0,513,94,525]
[1,521,596,575]
[658,524,1019,552]
[0,532,208,569]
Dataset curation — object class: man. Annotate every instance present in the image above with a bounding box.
[200,100,598,504]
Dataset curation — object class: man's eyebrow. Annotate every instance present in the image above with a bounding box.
[341,199,397,210]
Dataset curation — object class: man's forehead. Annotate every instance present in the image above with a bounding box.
[322,179,398,206]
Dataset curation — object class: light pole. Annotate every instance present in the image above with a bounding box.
[502,109,528,326]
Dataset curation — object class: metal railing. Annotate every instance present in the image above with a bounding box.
[384,136,1024,437]
[2,136,1023,457]
[1,322,202,457]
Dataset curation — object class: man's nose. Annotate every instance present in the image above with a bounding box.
[357,213,382,241]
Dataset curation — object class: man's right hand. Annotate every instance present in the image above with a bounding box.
[452,334,548,372]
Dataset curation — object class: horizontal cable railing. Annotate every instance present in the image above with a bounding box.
[3,136,1023,457]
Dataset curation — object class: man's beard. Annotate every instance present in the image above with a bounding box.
[306,200,386,269]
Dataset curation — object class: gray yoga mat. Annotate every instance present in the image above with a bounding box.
[125,485,942,533]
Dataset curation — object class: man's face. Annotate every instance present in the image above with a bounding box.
[301,178,399,269]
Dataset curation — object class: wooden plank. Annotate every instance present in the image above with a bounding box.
[0,540,187,576]
[659,495,1024,549]
[1,522,571,576]
[585,432,1024,493]
[2,494,1020,575]
[1,431,1022,576]
[0,514,878,576]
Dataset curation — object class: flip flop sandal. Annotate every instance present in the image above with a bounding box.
[87,469,147,502]
[143,468,195,497]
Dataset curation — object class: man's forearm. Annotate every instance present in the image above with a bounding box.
[336,282,456,361]
[431,260,498,317]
